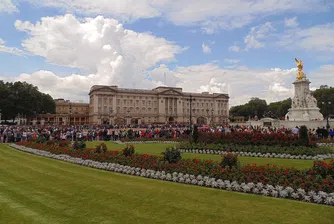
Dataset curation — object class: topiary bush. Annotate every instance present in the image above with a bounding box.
[59,141,70,147]
[36,135,47,144]
[162,147,181,164]
[123,144,135,157]
[127,129,135,139]
[299,125,309,145]
[73,140,86,151]
[192,125,199,143]
[221,153,239,169]
[95,143,108,153]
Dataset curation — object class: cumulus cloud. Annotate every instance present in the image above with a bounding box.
[277,23,334,55]
[0,38,24,55]
[0,0,17,13]
[224,59,240,64]
[15,14,183,87]
[25,0,333,33]
[3,62,334,106]
[228,45,241,52]
[201,43,211,54]
[284,17,299,27]
[244,22,275,50]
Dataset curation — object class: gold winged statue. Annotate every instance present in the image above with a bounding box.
[295,58,305,80]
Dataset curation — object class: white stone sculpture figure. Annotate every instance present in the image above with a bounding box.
[285,58,323,121]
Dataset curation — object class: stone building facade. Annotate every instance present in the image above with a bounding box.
[34,99,89,125]
[89,85,229,125]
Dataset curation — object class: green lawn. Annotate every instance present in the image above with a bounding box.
[86,141,319,170]
[1,145,333,224]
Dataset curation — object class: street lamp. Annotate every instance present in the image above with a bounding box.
[211,108,214,126]
[322,101,331,129]
[206,108,209,125]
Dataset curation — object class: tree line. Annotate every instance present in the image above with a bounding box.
[0,81,55,121]
[230,87,334,120]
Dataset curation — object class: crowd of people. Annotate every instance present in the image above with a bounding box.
[0,123,333,143]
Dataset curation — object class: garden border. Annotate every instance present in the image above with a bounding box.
[179,149,334,160]
[118,140,180,144]
[9,144,334,206]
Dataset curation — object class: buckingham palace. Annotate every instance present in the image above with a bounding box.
[89,85,229,125]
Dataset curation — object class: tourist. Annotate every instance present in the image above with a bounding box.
[329,129,333,140]
[292,126,299,135]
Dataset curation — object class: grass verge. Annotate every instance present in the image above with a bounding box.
[1,144,333,224]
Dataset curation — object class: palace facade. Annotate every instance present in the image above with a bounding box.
[33,99,89,125]
[89,85,229,125]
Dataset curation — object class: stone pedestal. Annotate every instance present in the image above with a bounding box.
[285,79,323,121]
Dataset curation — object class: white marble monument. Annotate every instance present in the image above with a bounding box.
[285,58,323,121]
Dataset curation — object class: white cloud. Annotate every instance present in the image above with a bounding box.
[25,0,333,33]
[0,38,24,55]
[284,17,298,27]
[244,22,275,50]
[277,23,334,55]
[201,43,211,54]
[0,0,17,13]
[4,62,334,107]
[15,14,183,87]
[228,45,240,52]
[224,59,240,64]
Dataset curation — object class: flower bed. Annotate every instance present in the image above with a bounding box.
[120,140,180,144]
[16,141,334,193]
[179,149,334,160]
[317,143,334,147]
[198,132,317,147]
[176,143,333,157]
[10,143,334,206]
[120,137,186,143]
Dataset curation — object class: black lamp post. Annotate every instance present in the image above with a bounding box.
[206,108,209,125]
[211,109,214,126]
[322,101,331,129]
[69,103,72,126]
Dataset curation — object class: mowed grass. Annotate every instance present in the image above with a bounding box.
[86,141,320,170]
[1,145,333,224]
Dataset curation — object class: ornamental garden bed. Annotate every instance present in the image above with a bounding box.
[10,143,334,206]
[176,143,334,160]
[179,149,334,160]
[198,132,318,147]
[15,141,334,199]
[120,137,185,143]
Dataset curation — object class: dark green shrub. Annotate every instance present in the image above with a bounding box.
[299,125,309,145]
[127,129,134,139]
[95,142,108,153]
[73,141,86,150]
[123,144,135,157]
[221,153,239,169]
[36,135,47,144]
[162,147,181,164]
[192,125,199,143]
[59,141,70,147]
[46,139,57,145]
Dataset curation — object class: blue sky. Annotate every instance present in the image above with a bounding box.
[0,0,334,105]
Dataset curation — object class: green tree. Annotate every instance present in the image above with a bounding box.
[230,97,267,119]
[0,81,55,121]
[267,98,292,119]
[313,87,334,116]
